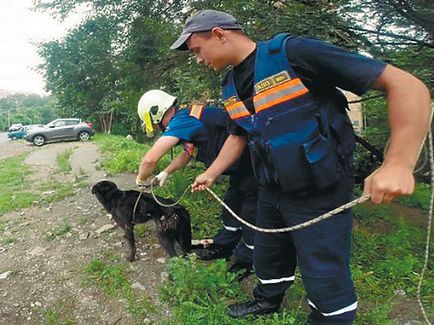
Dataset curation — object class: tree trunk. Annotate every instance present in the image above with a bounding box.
[98,112,113,134]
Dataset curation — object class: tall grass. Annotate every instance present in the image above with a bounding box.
[56,148,73,173]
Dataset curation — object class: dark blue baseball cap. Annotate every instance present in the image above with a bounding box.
[170,10,242,51]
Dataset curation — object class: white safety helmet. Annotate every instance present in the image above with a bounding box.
[137,89,177,137]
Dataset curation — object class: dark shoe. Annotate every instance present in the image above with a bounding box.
[229,300,280,318]
[198,246,233,261]
[228,262,253,281]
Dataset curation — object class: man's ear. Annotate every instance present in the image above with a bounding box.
[211,27,227,42]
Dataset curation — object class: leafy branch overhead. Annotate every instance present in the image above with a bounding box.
[34,0,432,137]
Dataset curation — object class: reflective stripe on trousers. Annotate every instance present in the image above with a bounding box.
[253,176,357,323]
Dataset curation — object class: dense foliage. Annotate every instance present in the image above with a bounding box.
[0,94,58,131]
[33,0,432,138]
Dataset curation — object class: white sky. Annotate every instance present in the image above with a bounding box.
[0,0,84,95]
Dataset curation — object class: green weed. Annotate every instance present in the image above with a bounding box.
[83,258,155,323]
[0,154,88,215]
[37,178,88,204]
[56,148,73,174]
[45,219,71,241]
[160,256,306,324]
[41,296,77,325]
[397,183,432,210]
[78,216,88,226]
[1,237,16,245]
[0,154,39,214]
[93,134,149,174]
[134,224,148,238]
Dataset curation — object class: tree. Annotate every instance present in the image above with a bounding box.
[0,94,58,130]
[35,0,432,141]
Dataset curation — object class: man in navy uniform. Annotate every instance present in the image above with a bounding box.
[170,9,431,324]
[136,89,257,278]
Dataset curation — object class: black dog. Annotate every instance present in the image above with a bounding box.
[91,180,191,261]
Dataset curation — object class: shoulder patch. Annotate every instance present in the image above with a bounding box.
[254,71,291,94]
[223,96,237,108]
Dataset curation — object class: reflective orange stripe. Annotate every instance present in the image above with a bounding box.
[254,78,309,113]
[255,78,303,101]
[230,110,250,119]
[189,104,204,119]
[224,78,308,120]
[256,88,309,113]
[225,101,244,112]
[225,101,250,119]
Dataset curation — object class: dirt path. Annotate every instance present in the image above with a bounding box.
[0,139,171,324]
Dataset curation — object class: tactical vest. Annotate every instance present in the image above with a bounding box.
[222,33,355,193]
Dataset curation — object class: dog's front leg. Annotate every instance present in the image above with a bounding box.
[124,226,136,262]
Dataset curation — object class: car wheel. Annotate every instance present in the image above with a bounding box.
[32,135,46,146]
[78,131,90,141]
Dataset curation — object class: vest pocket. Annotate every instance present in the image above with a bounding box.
[265,120,342,194]
[303,134,342,189]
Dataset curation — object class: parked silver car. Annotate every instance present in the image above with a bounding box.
[25,118,94,146]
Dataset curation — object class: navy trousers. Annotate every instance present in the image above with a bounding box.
[253,175,357,324]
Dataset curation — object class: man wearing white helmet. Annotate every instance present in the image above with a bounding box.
[136,89,257,279]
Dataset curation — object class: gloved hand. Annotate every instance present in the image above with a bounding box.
[136,175,154,191]
[154,171,169,187]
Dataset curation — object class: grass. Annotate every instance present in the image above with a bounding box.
[0,153,88,215]
[396,182,432,210]
[43,310,75,325]
[41,296,77,325]
[83,258,155,323]
[37,178,88,204]
[352,203,433,323]
[0,154,40,214]
[45,219,71,241]
[93,133,150,174]
[160,256,306,324]
[56,148,73,173]
[1,236,16,245]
